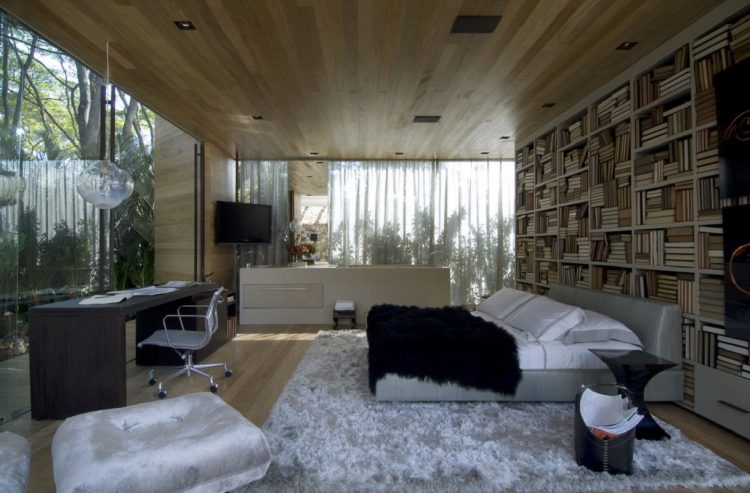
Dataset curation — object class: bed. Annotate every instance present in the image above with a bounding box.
[371,284,684,402]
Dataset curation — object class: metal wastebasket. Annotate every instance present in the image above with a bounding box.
[574,384,636,475]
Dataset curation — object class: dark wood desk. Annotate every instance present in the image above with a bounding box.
[29,284,220,420]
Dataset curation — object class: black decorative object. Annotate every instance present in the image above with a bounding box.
[716,57,750,199]
[723,204,750,341]
[589,349,676,440]
[366,304,520,394]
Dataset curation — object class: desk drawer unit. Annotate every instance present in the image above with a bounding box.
[694,364,750,439]
[243,283,323,308]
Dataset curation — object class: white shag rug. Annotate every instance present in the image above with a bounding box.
[241,330,750,492]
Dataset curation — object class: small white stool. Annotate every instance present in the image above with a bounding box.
[0,431,31,493]
[52,392,271,493]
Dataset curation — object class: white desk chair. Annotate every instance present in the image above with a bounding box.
[137,287,232,398]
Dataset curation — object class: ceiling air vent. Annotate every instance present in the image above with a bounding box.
[413,115,441,123]
[450,15,501,34]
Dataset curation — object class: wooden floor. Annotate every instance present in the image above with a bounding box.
[1,325,749,493]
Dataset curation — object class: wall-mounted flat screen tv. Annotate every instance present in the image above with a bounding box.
[215,201,272,244]
[716,57,750,199]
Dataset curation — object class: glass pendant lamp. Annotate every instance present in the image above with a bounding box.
[76,41,134,209]
[76,159,134,209]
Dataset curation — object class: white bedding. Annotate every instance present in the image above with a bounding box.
[472,311,641,370]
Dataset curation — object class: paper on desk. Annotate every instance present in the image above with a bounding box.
[580,388,643,436]
[79,293,133,305]
[159,280,193,288]
[108,286,179,296]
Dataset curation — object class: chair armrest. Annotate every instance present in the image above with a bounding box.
[162,313,208,332]
[177,304,209,316]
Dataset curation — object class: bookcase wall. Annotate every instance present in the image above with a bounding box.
[514,3,750,433]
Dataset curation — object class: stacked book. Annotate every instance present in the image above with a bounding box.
[516,214,531,236]
[606,234,631,263]
[683,360,697,403]
[635,45,689,108]
[614,123,631,162]
[684,321,700,362]
[515,149,527,170]
[638,120,668,147]
[674,181,694,222]
[536,153,556,183]
[590,234,608,262]
[731,13,750,62]
[716,335,749,376]
[697,176,721,219]
[600,206,620,229]
[562,144,589,174]
[701,323,725,367]
[658,68,691,99]
[634,229,665,266]
[694,88,716,126]
[602,269,631,295]
[636,187,676,225]
[537,209,558,234]
[560,264,590,287]
[664,226,695,268]
[535,236,558,260]
[535,183,557,209]
[561,114,588,146]
[643,271,679,305]
[695,127,719,174]
[699,276,725,321]
[677,275,695,314]
[537,261,558,285]
[694,24,731,59]
[664,102,692,135]
[698,225,723,270]
[559,171,589,202]
[594,85,630,128]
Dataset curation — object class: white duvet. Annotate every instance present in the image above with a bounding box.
[472,311,641,370]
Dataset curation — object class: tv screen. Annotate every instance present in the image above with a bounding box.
[215,201,272,244]
[716,57,750,199]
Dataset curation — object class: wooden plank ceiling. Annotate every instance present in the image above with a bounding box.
[0,0,723,195]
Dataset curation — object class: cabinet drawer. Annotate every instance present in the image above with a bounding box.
[694,364,750,439]
[242,283,323,308]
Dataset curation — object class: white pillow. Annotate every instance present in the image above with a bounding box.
[563,309,643,347]
[505,296,584,341]
[475,288,537,321]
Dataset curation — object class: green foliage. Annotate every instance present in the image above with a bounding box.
[36,220,95,288]
[331,207,515,305]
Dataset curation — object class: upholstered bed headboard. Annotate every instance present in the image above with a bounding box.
[548,284,682,365]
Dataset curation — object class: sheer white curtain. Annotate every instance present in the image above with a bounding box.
[237,160,289,266]
[329,159,515,304]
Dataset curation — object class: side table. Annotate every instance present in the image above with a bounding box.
[590,349,677,440]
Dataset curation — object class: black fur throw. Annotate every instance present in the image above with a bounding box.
[367,304,521,395]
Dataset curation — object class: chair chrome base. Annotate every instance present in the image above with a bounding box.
[147,353,232,398]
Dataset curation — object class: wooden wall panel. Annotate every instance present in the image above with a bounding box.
[203,143,236,289]
[154,115,196,283]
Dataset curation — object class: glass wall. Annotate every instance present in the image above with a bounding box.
[0,11,155,423]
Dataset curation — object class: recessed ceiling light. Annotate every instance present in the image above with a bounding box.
[395,152,404,155]
[251,115,263,120]
[174,20,195,30]
[541,102,556,108]
[450,15,502,34]
[616,41,638,50]
[315,161,324,164]
[500,136,511,140]
[306,175,313,178]
[413,115,441,123]
[480,152,490,155]
[310,152,319,155]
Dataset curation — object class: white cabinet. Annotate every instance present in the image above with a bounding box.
[239,266,450,325]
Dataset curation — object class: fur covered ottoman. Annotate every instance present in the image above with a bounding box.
[52,392,271,493]
[0,431,31,493]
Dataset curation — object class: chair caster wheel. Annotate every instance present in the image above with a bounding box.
[158,390,167,399]
[210,384,218,393]
[148,378,157,386]
[225,369,233,377]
